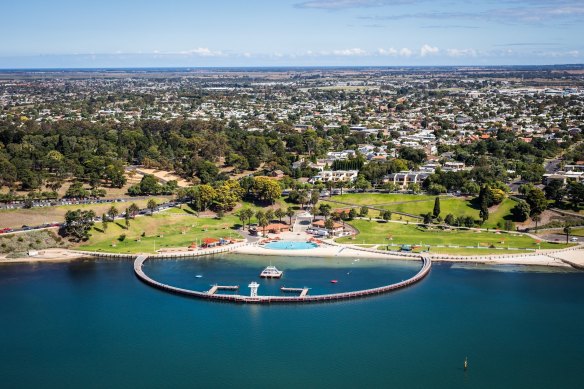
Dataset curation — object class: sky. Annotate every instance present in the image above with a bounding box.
[1,0,583,68]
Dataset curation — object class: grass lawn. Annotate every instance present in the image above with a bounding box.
[570,228,584,237]
[326,193,517,228]
[76,208,243,254]
[379,246,532,256]
[331,193,435,206]
[336,219,568,250]
[379,197,517,229]
[0,197,173,229]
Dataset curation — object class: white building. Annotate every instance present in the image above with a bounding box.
[384,171,432,189]
[309,170,359,184]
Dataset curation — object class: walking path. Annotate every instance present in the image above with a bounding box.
[133,253,431,304]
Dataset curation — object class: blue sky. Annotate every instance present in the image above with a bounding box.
[1,0,583,67]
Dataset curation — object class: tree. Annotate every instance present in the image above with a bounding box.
[319,203,332,220]
[64,209,96,241]
[445,213,456,226]
[310,190,320,209]
[511,200,530,222]
[354,175,371,192]
[428,184,447,195]
[286,207,295,225]
[348,208,357,220]
[128,203,140,219]
[461,181,480,196]
[359,206,369,218]
[107,205,119,222]
[567,181,584,208]
[564,225,572,244]
[544,180,566,204]
[252,176,282,204]
[525,188,548,216]
[65,181,89,198]
[423,213,433,225]
[196,184,217,211]
[124,210,131,229]
[101,213,108,233]
[407,183,421,194]
[532,214,541,231]
[324,218,334,231]
[479,202,489,223]
[275,208,286,222]
[297,190,309,210]
[382,210,392,222]
[266,209,275,222]
[240,208,253,229]
[147,199,157,215]
[258,215,269,236]
[255,210,265,224]
[433,197,441,218]
[238,209,249,230]
[463,216,475,228]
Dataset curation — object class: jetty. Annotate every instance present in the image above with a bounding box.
[134,255,432,304]
[280,287,310,297]
[208,285,239,295]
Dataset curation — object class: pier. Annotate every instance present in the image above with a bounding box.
[208,285,239,295]
[134,255,432,304]
[281,287,310,297]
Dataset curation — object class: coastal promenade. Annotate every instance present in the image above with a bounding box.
[133,253,431,304]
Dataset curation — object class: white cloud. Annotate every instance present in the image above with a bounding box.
[446,48,477,57]
[331,48,368,56]
[399,47,413,57]
[377,47,398,56]
[178,48,224,57]
[420,44,439,56]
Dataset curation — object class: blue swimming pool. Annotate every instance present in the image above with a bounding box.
[264,241,318,250]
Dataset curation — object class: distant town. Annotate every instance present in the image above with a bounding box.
[0,66,583,264]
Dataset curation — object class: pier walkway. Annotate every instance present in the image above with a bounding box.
[133,255,431,304]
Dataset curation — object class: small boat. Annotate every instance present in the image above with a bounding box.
[464,357,468,371]
[195,275,203,278]
[260,266,283,279]
[330,280,338,284]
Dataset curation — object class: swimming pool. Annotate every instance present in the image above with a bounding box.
[263,241,318,250]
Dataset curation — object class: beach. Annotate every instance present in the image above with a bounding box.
[2,241,583,269]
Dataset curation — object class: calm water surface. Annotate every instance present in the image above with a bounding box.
[0,255,583,389]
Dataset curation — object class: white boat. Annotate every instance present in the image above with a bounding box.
[260,266,283,279]
[195,275,203,278]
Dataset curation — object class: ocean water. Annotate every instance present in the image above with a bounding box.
[0,255,583,389]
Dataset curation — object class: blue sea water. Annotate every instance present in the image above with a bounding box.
[0,255,583,389]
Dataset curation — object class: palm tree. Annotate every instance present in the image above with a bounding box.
[238,209,248,230]
[297,190,308,210]
[255,210,265,225]
[564,225,572,244]
[532,214,541,232]
[266,209,275,222]
[286,207,295,225]
[258,216,269,237]
[275,208,285,223]
[107,206,119,222]
[243,208,254,230]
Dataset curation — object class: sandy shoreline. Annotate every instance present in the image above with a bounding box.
[1,243,583,269]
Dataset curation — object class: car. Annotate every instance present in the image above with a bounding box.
[570,237,578,242]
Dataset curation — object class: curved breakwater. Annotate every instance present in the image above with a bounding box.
[133,254,431,304]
